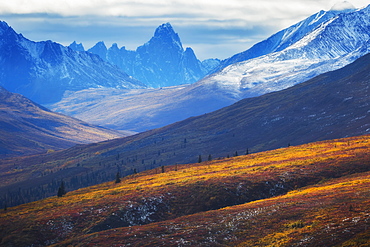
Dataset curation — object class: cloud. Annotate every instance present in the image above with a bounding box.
[0,0,369,59]
[330,1,356,11]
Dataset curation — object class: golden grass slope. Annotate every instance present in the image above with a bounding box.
[0,134,369,246]
[56,171,370,247]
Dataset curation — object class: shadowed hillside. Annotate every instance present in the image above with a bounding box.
[0,86,127,158]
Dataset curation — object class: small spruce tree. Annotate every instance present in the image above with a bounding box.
[57,187,63,197]
[57,181,66,197]
[115,172,121,183]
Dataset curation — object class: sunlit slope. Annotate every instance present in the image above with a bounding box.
[59,169,370,247]
[1,135,369,246]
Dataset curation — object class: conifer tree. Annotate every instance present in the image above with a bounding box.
[198,155,202,163]
[57,187,63,197]
[115,172,121,183]
[57,181,66,197]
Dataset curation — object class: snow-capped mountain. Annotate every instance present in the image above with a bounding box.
[77,23,220,88]
[198,3,370,100]
[212,3,356,73]
[0,21,146,104]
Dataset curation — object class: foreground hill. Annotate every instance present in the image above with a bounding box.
[0,135,369,246]
[0,86,127,158]
[1,50,369,207]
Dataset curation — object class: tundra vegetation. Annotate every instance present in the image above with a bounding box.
[0,135,369,246]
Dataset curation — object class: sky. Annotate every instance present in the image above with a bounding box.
[0,0,369,60]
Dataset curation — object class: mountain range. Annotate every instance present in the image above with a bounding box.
[0,21,146,104]
[72,23,220,88]
[1,3,370,246]
[52,4,370,132]
[0,86,128,158]
[2,48,369,208]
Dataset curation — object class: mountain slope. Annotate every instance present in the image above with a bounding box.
[0,21,146,104]
[0,86,127,158]
[50,83,234,132]
[2,49,370,208]
[83,23,220,88]
[0,135,369,246]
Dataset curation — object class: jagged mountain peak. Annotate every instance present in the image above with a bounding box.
[87,41,108,61]
[154,22,177,37]
[147,22,183,51]
[94,41,107,48]
[0,20,9,31]
[184,47,195,55]
[110,43,119,50]
[69,41,85,52]
[89,41,107,51]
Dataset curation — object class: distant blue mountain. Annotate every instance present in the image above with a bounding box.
[76,23,220,88]
[0,21,146,104]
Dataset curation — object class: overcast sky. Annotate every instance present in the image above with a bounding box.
[0,0,369,60]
